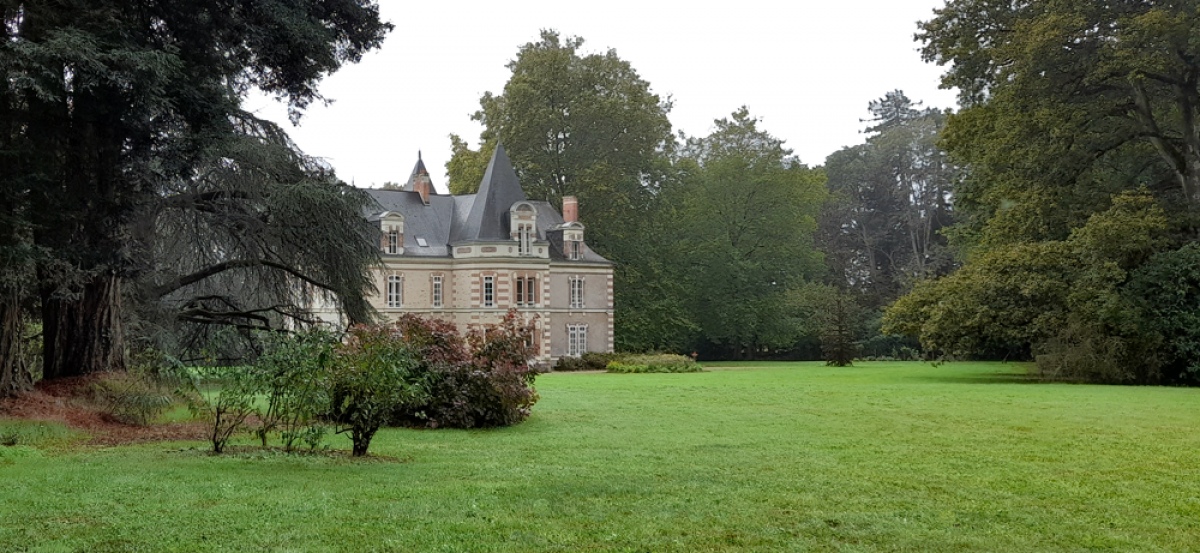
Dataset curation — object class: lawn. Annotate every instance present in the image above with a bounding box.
[3,361,1200,552]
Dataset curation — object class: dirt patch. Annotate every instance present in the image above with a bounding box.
[0,373,208,446]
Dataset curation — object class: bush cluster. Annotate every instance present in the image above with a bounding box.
[552,351,621,371]
[180,311,539,456]
[606,354,701,373]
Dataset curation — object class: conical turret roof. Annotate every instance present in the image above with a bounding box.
[456,144,527,242]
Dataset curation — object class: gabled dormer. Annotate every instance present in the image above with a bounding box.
[379,211,405,255]
[510,201,538,256]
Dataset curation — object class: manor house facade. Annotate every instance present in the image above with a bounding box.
[350,145,613,363]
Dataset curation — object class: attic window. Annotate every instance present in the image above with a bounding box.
[416,237,429,247]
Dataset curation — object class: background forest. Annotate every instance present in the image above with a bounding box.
[6,1,1200,393]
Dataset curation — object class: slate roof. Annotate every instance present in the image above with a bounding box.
[455,144,526,243]
[364,145,610,264]
[401,152,438,194]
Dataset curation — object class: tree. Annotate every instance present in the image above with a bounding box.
[884,191,1170,381]
[447,30,680,352]
[819,91,957,310]
[676,108,827,359]
[133,117,380,363]
[1,1,391,379]
[917,0,1200,242]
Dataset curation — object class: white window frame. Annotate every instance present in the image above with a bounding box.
[483,275,494,307]
[387,229,399,254]
[569,276,585,309]
[386,274,403,308]
[515,277,524,306]
[518,223,533,256]
[568,324,588,357]
[431,275,443,308]
[526,276,537,306]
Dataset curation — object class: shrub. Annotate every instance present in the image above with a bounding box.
[90,351,193,425]
[552,356,589,371]
[391,312,539,429]
[253,330,337,451]
[330,324,432,456]
[187,366,258,454]
[606,354,701,373]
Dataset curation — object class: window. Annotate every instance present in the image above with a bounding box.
[386,274,403,308]
[518,223,533,255]
[569,276,584,309]
[387,229,399,254]
[568,324,588,357]
[526,276,537,305]
[431,275,443,308]
[483,276,494,307]
[416,237,429,247]
[515,275,538,306]
[570,240,580,260]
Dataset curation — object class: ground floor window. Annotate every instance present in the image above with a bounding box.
[568,324,587,357]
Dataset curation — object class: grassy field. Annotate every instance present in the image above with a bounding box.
[3,361,1200,552]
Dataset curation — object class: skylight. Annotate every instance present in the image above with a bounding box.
[416,237,429,247]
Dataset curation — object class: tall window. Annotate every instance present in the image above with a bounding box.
[568,324,587,356]
[387,274,403,308]
[431,275,443,308]
[515,275,538,306]
[387,229,399,254]
[569,276,584,309]
[483,276,494,307]
[518,223,533,255]
[569,240,580,260]
[525,276,537,305]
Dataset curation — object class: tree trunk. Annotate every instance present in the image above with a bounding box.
[41,272,126,379]
[0,291,33,398]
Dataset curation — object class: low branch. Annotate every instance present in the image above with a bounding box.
[151,259,337,298]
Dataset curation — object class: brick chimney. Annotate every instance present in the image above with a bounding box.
[413,175,431,205]
[562,196,578,223]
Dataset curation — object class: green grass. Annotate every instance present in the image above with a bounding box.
[3,361,1200,552]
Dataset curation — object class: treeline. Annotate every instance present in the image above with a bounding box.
[447,31,956,361]
[884,1,1200,385]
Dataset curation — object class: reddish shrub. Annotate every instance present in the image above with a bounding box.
[391,311,539,429]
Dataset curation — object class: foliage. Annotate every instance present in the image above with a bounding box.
[606,354,700,373]
[819,92,957,311]
[89,350,196,425]
[329,324,431,456]
[885,191,1170,381]
[447,30,685,355]
[1,0,390,379]
[186,366,258,454]
[402,311,540,429]
[674,108,827,359]
[252,330,338,451]
[1125,243,1200,384]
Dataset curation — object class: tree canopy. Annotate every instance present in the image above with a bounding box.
[0,0,391,389]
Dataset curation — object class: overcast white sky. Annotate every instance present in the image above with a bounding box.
[245,0,957,193]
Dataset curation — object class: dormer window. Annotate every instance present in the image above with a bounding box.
[510,202,537,256]
[379,212,404,255]
[518,223,533,255]
[387,229,399,254]
[563,227,584,260]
